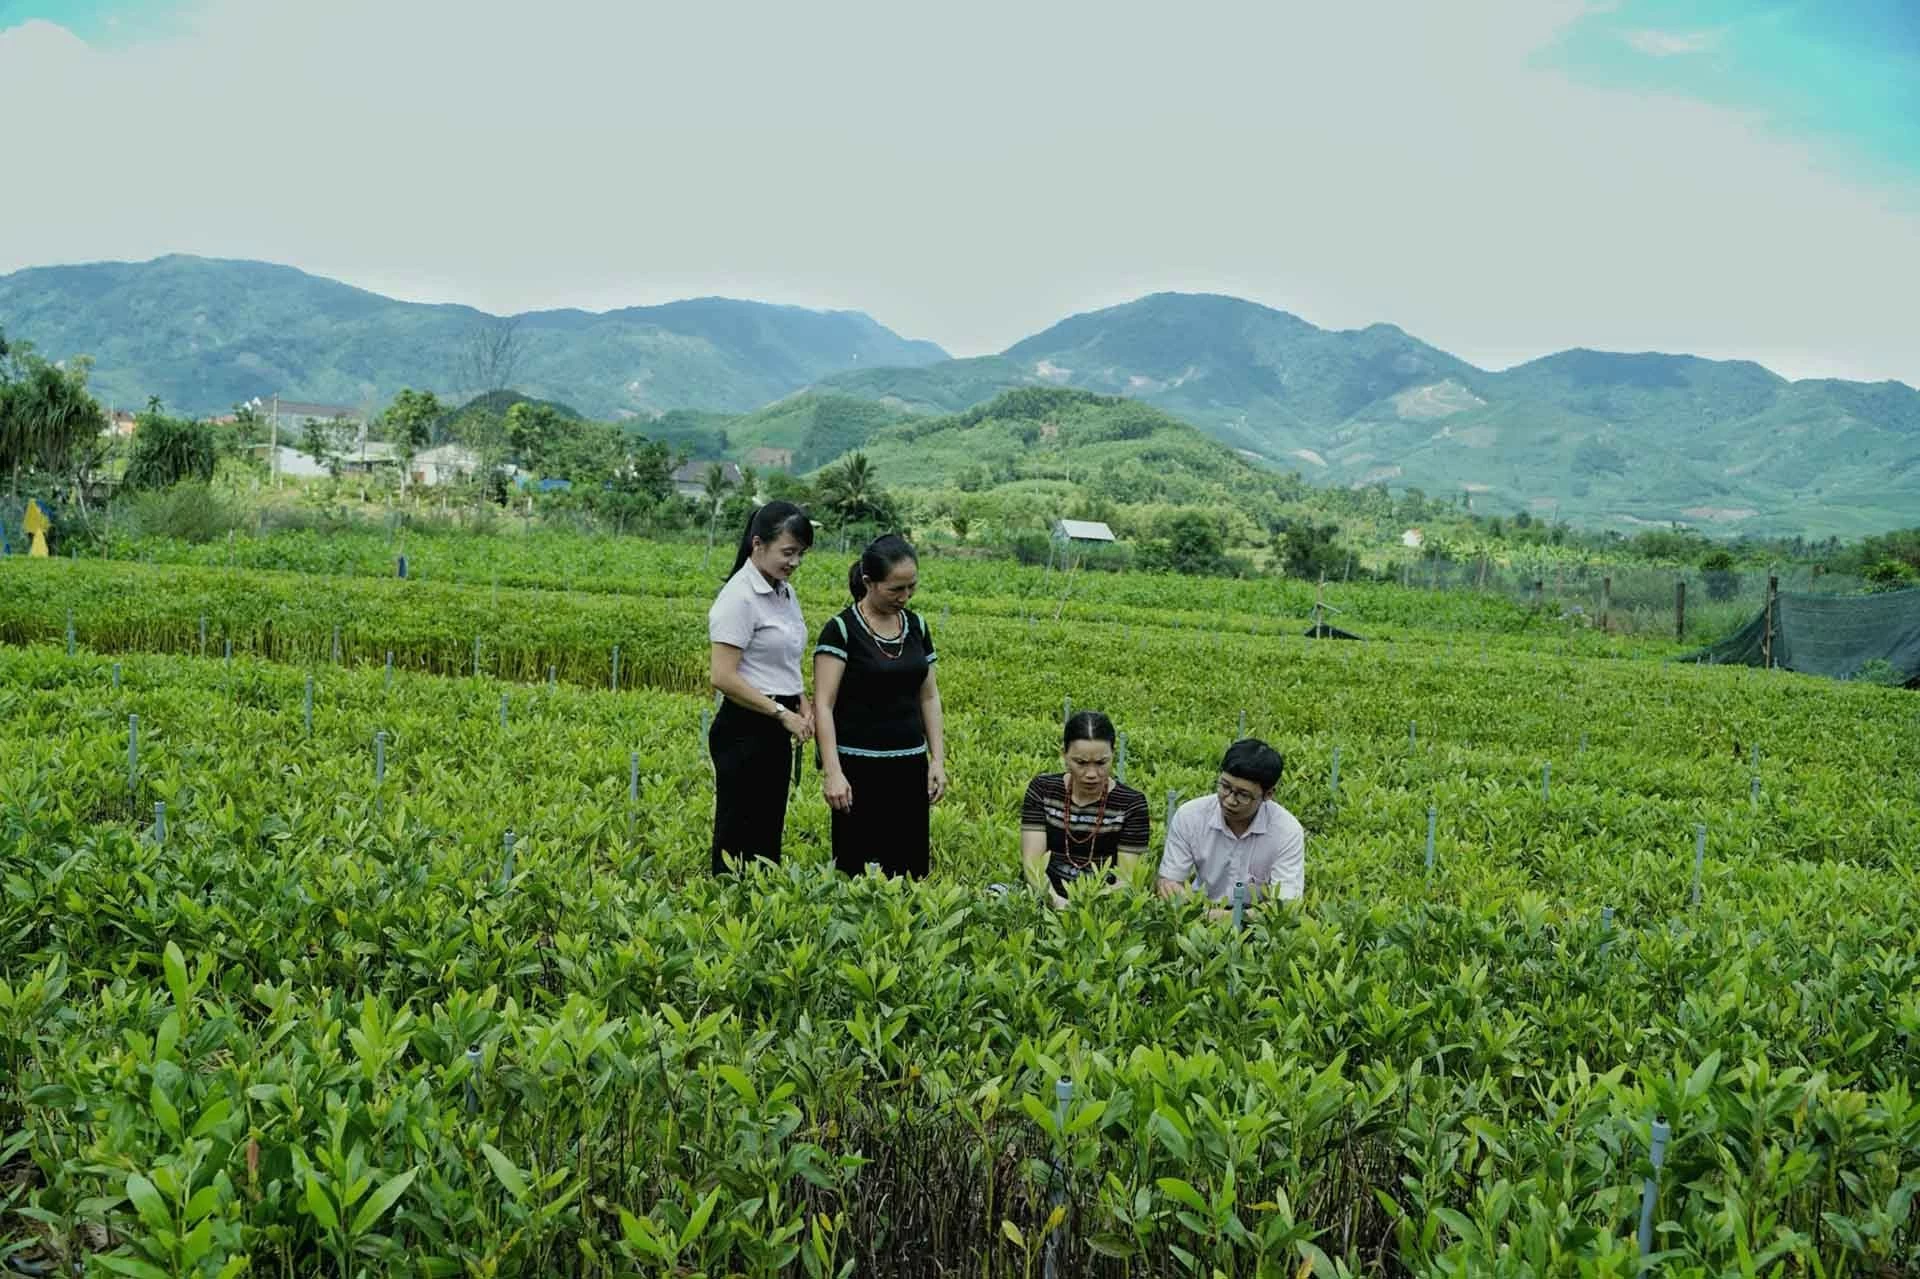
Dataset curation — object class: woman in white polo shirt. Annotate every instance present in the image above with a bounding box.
[707,501,815,873]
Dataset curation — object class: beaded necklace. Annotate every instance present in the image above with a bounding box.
[1060,777,1111,869]
[856,601,908,661]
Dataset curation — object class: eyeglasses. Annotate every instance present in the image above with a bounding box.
[1215,777,1262,805]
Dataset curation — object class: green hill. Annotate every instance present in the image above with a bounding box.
[0,255,948,418]
[818,294,1920,539]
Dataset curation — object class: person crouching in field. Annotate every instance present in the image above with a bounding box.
[1020,711,1151,907]
[1156,738,1305,916]
[812,534,948,878]
[707,502,815,874]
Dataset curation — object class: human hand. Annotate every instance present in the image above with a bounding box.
[795,710,816,743]
[926,762,948,804]
[822,770,853,813]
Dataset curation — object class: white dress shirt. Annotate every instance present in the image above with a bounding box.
[707,560,806,696]
[1158,794,1306,902]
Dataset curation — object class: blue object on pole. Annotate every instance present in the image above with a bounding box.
[396,554,408,579]
[1637,1116,1670,1259]
[1691,824,1707,907]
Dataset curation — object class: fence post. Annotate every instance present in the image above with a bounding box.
[1674,580,1686,643]
[1762,574,1779,669]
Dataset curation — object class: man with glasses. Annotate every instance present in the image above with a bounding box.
[1155,739,1305,912]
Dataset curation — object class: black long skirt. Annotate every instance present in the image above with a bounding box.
[830,751,931,879]
[709,696,799,874]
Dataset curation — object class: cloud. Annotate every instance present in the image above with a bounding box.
[1622,27,1719,57]
[0,0,1915,390]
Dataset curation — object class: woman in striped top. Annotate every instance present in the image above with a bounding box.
[1019,710,1151,907]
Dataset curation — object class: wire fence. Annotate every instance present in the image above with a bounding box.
[1383,557,1868,643]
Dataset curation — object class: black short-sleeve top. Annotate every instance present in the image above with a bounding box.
[1020,773,1151,895]
[814,605,936,757]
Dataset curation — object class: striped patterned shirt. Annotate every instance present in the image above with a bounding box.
[1020,773,1151,895]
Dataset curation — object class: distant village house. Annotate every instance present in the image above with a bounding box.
[672,460,743,501]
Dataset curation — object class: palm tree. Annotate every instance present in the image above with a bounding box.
[815,452,892,527]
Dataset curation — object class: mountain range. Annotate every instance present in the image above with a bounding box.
[3,256,1916,537]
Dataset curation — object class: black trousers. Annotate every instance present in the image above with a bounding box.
[830,751,931,879]
[709,695,800,874]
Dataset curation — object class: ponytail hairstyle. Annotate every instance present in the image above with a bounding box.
[848,532,917,602]
[1062,710,1117,751]
[729,501,814,579]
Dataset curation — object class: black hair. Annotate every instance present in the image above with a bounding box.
[729,501,814,579]
[1062,710,1117,751]
[848,533,917,602]
[1220,738,1284,792]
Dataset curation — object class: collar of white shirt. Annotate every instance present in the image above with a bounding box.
[743,560,787,598]
[1207,795,1271,838]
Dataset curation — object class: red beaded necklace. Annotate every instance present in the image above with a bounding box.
[1060,776,1111,869]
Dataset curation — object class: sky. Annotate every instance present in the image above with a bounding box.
[1,0,1917,386]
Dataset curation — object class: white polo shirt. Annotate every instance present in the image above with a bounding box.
[707,560,806,696]
[1158,794,1305,903]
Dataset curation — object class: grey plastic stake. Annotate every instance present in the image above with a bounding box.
[1063,694,1072,724]
[1236,709,1246,740]
[611,644,621,690]
[1690,824,1707,907]
[153,801,166,845]
[1231,881,1248,932]
[1637,1116,1670,1259]
[384,651,393,690]
[111,662,121,690]
[127,714,139,790]
[1579,731,1588,755]
[1750,774,1760,804]
[472,635,481,678]
[303,674,314,736]
[1425,805,1437,874]
[1330,745,1340,799]
[66,610,74,656]
[1115,732,1128,783]
[548,665,556,690]
[374,731,387,785]
[499,693,509,731]
[629,751,640,806]
[498,829,516,889]
[224,638,232,668]
[464,1044,483,1113]
[331,624,340,664]
[1044,1077,1073,1279]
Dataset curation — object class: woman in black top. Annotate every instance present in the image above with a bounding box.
[812,534,947,877]
[1020,710,1151,907]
